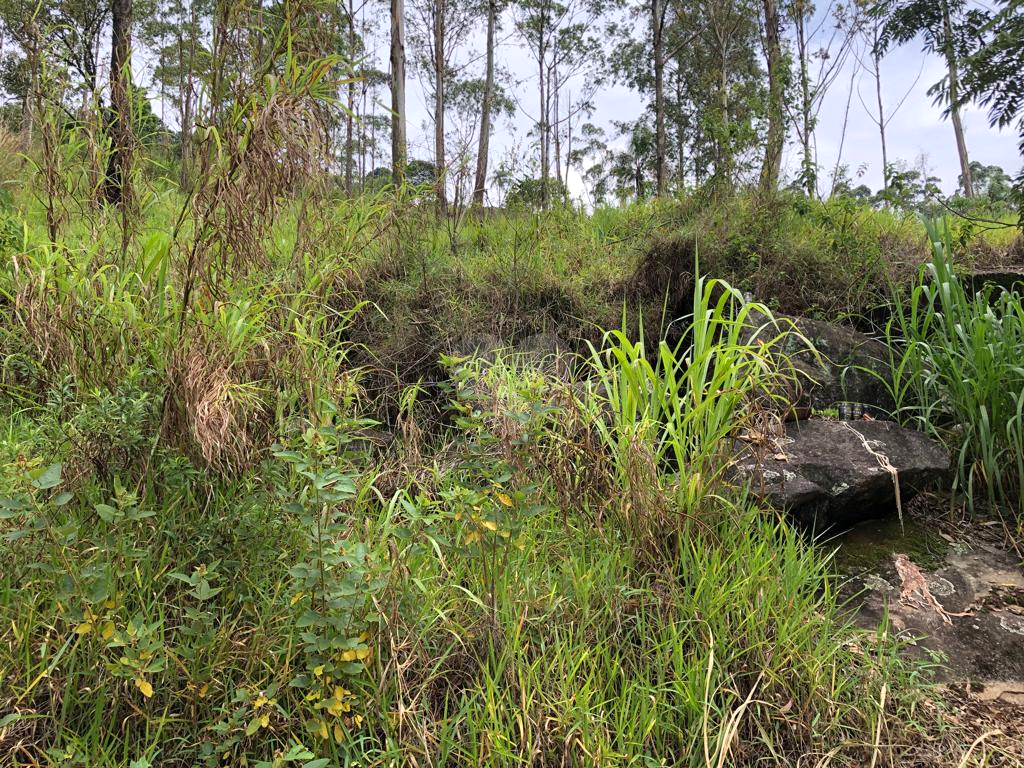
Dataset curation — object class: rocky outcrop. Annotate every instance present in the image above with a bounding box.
[965,267,1024,298]
[450,332,575,379]
[744,309,895,417]
[732,419,951,531]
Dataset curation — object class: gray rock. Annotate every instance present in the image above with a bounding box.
[450,333,504,362]
[512,332,575,379]
[965,267,1024,297]
[731,419,951,531]
[743,309,895,417]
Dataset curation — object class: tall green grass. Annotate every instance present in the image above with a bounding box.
[1,186,1007,765]
[886,220,1024,523]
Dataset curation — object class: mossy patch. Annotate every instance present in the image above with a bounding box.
[827,515,950,574]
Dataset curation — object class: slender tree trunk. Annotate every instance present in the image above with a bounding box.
[676,69,685,188]
[103,0,134,208]
[345,0,356,195]
[554,60,562,185]
[872,47,889,194]
[716,44,731,193]
[390,0,407,185]
[760,0,784,194]
[653,0,666,196]
[538,21,548,208]
[473,0,496,206]
[941,0,972,197]
[795,7,814,197]
[434,0,447,213]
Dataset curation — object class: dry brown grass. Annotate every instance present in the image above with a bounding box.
[164,342,270,476]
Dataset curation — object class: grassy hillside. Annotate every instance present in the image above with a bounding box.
[1,172,1023,766]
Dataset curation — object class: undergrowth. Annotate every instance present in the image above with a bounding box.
[1,158,1022,764]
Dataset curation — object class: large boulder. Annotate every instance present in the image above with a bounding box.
[731,419,951,531]
[744,310,895,417]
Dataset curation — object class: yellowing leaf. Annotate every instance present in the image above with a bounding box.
[259,714,270,728]
[334,722,344,744]
[313,665,325,677]
[135,677,154,698]
[75,621,93,636]
[480,520,498,532]
[496,492,513,507]
[254,695,268,709]
[465,531,480,545]
[289,592,304,606]
[318,719,329,740]
[100,621,115,640]
[198,683,209,698]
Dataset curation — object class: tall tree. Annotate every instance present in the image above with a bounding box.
[390,0,407,184]
[850,4,920,197]
[875,0,990,198]
[102,0,133,207]
[473,0,498,205]
[651,0,668,195]
[139,0,211,189]
[786,0,858,197]
[409,0,475,210]
[514,0,602,207]
[759,0,784,193]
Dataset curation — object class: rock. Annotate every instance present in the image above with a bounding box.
[450,333,503,363]
[512,332,575,379]
[731,419,951,531]
[965,267,1024,297]
[744,309,895,417]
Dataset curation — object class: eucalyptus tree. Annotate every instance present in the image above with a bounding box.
[849,2,919,197]
[873,0,991,197]
[513,0,603,208]
[785,0,859,197]
[408,0,476,211]
[139,0,212,188]
[759,0,785,193]
[473,0,504,206]
[391,0,408,184]
[670,0,764,194]
[608,0,683,196]
[102,0,132,208]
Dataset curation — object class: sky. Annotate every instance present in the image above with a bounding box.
[389,4,1022,203]
[124,2,1021,203]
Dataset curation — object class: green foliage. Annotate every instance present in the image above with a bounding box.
[1,175,1016,765]
[884,219,1024,521]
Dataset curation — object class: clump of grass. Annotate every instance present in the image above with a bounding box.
[3,171,1015,766]
[885,219,1024,530]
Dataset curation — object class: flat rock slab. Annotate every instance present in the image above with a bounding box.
[836,512,1024,708]
[732,419,951,531]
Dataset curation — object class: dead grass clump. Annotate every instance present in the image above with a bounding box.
[165,344,269,476]
[617,233,697,315]
[1009,233,1024,263]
